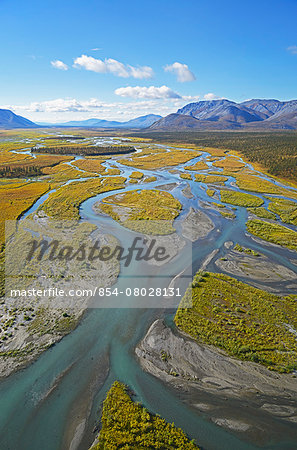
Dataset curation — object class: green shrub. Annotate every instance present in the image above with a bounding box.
[91,382,199,449]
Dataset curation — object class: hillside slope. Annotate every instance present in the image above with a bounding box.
[44,114,162,128]
[149,99,297,130]
[0,109,38,129]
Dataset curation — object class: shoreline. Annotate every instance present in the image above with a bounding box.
[136,319,297,446]
[0,308,86,380]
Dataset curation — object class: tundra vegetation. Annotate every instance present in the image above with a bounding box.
[218,210,236,219]
[96,189,181,234]
[209,201,236,219]
[27,307,79,336]
[267,198,297,226]
[212,157,245,172]
[39,176,126,220]
[91,381,199,449]
[233,173,297,199]
[0,180,51,295]
[72,159,107,174]
[175,272,297,373]
[194,174,205,182]
[246,219,297,251]
[203,175,228,185]
[180,173,192,180]
[129,171,144,179]
[0,181,51,243]
[119,148,200,170]
[206,188,215,197]
[247,206,277,220]
[0,153,72,174]
[194,174,228,185]
[220,190,264,207]
[184,160,208,171]
[136,131,297,183]
[42,162,98,183]
[143,176,157,183]
[106,168,121,176]
[233,243,260,256]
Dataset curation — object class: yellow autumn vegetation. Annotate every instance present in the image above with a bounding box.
[91,381,199,449]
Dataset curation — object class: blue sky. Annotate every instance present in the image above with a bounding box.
[0,0,297,122]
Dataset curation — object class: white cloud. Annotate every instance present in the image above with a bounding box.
[115,85,182,99]
[10,98,108,113]
[51,60,68,71]
[287,45,297,55]
[183,95,200,102]
[4,97,176,117]
[4,98,186,123]
[4,95,203,123]
[128,66,154,79]
[164,62,196,82]
[73,54,153,79]
[203,93,221,100]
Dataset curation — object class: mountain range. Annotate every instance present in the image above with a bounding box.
[0,109,38,129]
[149,99,297,130]
[1,99,297,130]
[37,114,162,128]
[0,111,161,130]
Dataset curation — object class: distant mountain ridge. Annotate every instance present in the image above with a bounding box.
[177,99,266,123]
[149,99,297,130]
[39,114,162,128]
[2,100,297,131]
[0,109,38,129]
